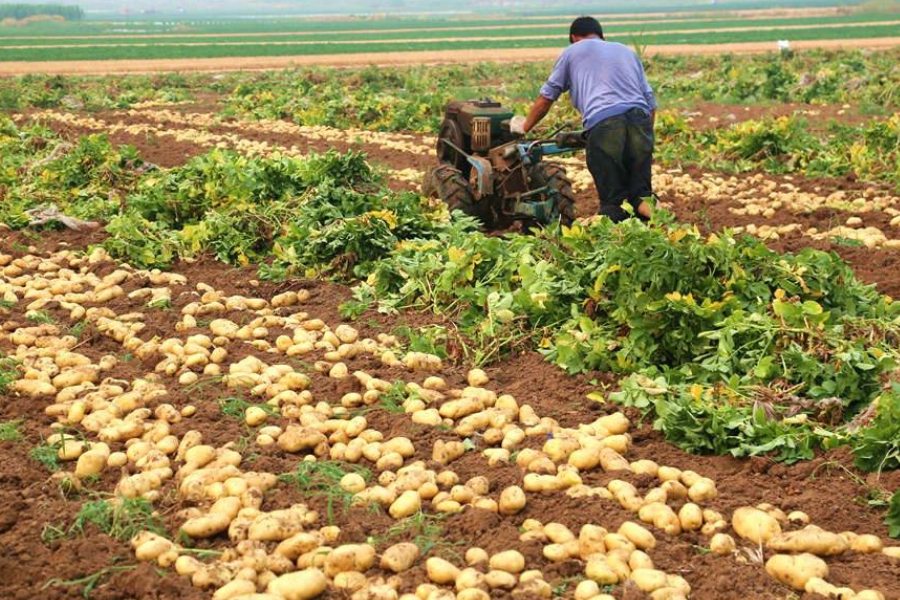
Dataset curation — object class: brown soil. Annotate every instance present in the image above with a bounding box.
[3,37,900,76]
[2,231,899,600]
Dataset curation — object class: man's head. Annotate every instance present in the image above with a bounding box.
[569,16,604,44]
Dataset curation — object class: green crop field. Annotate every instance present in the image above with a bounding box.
[1,13,899,48]
[0,20,897,62]
[0,1,898,63]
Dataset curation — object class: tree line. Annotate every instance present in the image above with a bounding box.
[0,4,85,21]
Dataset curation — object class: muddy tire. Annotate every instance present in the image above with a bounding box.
[422,164,493,227]
[529,162,576,226]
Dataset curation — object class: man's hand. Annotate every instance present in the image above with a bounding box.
[510,116,527,135]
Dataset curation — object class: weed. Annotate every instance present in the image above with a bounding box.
[551,576,582,597]
[177,547,224,559]
[146,297,172,310]
[886,490,900,538]
[278,461,371,525]
[218,396,277,420]
[0,298,16,311]
[0,419,23,442]
[182,375,223,395]
[378,380,412,414]
[369,512,460,557]
[41,522,69,545]
[43,564,138,599]
[69,321,89,339]
[0,356,20,393]
[68,497,165,541]
[30,442,62,472]
[26,310,56,324]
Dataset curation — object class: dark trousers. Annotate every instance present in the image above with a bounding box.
[585,107,655,222]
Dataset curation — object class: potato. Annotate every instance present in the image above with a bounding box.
[543,522,575,544]
[855,591,886,600]
[499,486,526,515]
[13,379,56,397]
[324,544,376,577]
[882,546,900,559]
[456,567,486,591]
[850,534,883,554]
[732,507,782,544]
[575,580,600,600]
[687,478,717,502]
[638,502,681,535]
[467,369,489,386]
[484,570,517,589]
[213,580,256,600]
[465,547,489,566]
[630,569,669,593]
[709,533,736,555]
[489,550,525,574]
[333,571,367,593]
[765,553,828,590]
[619,522,656,550]
[274,532,322,560]
[598,448,631,472]
[266,568,328,600]
[585,559,619,585]
[75,450,108,478]
[767,525,848,556]
[426,557,459,584]
[381,542,420,572]
[457,589,489,600]
[341,473,367,494]
[542,544,568,562]
[389,490,421,519]
[245,407,268,427]
[135,538,175,562]
[678,503,703,532]
[787,511,810,525]
[181,513,231,539]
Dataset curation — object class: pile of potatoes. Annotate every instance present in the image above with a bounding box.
[6,250,900,600]
[517,518,690,600]
[728,505,892,598]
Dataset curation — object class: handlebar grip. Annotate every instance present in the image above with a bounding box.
[555,131,588,149]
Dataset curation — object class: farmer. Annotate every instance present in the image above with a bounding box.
[511,16,657,222]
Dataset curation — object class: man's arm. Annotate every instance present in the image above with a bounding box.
[523,95,555,133]
[516,52,569,134]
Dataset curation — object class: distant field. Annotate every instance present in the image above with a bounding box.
[0,6,898,64]
[2,13,900,47]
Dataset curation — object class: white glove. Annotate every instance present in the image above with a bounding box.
[510,116,527,135]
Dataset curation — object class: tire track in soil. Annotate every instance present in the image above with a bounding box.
[1,230,900,600]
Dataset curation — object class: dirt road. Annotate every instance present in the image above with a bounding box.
[2,36,899,76]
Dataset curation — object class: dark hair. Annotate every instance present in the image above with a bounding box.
[569,16,604,43]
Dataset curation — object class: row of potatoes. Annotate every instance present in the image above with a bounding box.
[3,251,897,600]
